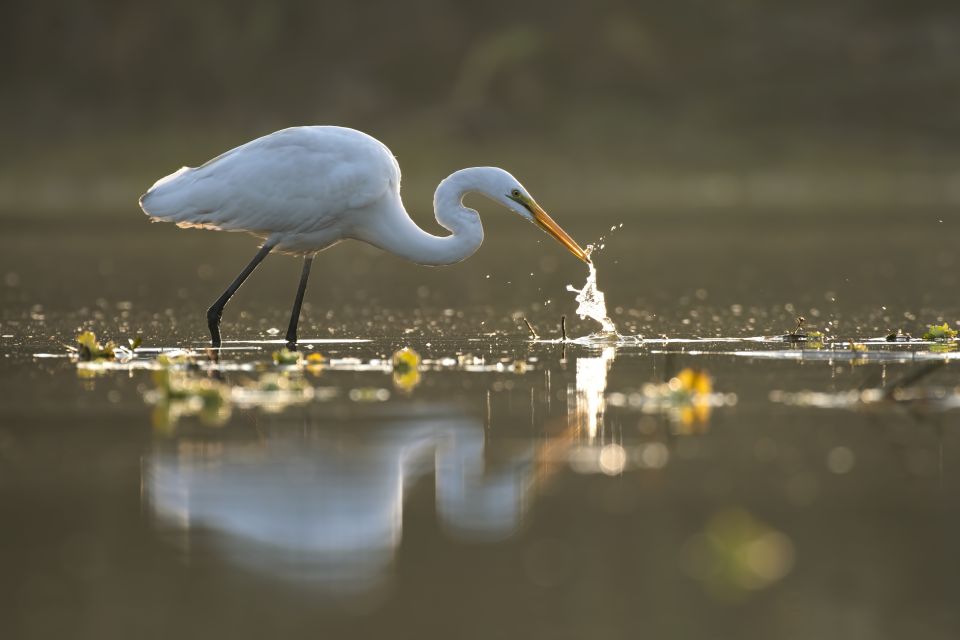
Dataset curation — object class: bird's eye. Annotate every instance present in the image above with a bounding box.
[511,189,522,198]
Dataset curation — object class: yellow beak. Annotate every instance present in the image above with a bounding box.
[530,201,591,263]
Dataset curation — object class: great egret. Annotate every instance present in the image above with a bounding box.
[139,126,590,348]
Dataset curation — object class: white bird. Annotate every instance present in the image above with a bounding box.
[139,126,589,348]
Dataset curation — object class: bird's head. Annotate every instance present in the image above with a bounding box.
[482,170,590,263]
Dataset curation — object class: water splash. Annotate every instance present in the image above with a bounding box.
[567,248,617,336]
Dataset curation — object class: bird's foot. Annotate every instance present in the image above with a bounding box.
[207,307,223,348]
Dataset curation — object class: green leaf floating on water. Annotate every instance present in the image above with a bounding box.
[76,331,116,361]
[272,347,303,365]
[922,323,958,341]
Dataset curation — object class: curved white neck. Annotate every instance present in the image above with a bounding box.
[357,168,490,266]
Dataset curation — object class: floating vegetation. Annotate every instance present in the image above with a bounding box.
[70,331,140,376]
[782,316,807,342]
[680,508,795,600]
[392,347,421,371]
[75,331,117,361]
[779,317,825,347]
[922,323,958,341]
[271,347,303,366]
[522,318,539,339]
[392,347,422,392]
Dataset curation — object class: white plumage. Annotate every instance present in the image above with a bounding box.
[139,126,589,347]
[142,127,399,253]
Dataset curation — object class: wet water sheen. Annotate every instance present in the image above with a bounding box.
[1,211,959,639]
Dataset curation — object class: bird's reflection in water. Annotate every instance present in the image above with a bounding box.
[142,347,736,598]
[144,403,539,596]
[144,348,630,598]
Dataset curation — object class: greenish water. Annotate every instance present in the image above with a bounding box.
[1,211,959,639]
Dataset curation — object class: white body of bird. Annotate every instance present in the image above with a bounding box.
[141,125,587,264]
[139,125,588,345]
[142,127,403,255]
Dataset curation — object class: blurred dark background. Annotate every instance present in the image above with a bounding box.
[2,0,960,217]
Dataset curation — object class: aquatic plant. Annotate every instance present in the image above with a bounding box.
[392,347,421,373]
[392,347,422,392]
[885,329,912,342]
[75,331,116,361]
[781,317,824,347]
[272,347,303,365]
[522,318,539,339]
[922,323,957,341]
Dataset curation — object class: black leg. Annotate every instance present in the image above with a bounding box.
[285,256,313,349]
[206,243,274,347]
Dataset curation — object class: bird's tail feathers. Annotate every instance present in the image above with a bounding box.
[138,166,221,229]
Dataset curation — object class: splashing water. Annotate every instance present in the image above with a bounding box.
[567,248,617,336]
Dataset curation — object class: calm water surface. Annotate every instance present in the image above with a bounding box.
[1,211,959,639]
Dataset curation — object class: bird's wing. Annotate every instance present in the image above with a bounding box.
[141,127,400,237]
